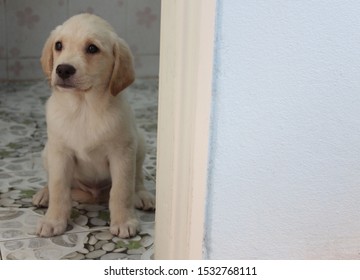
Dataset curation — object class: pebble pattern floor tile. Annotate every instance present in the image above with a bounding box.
[0,79,158,260]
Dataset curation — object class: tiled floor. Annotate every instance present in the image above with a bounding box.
[0,79,158,260]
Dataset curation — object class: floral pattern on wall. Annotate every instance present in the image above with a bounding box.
[0,0,160,81]
[16,7,40,29]
[137,7,158,28]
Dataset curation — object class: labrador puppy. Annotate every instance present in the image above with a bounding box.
[32,13,155,238]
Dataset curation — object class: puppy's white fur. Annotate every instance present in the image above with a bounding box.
[32,14,155,238]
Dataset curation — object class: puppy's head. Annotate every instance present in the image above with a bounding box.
[41,13,134,96]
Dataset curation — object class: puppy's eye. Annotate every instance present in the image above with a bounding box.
[55,41,62,51]
[87,44,99,54]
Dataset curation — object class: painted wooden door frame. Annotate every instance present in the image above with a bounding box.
[154,0,216,259]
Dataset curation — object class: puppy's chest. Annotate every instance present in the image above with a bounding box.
[74,146,110,180]
[67,116,101,143]
[62,115,112,181]
[48,104,116,153]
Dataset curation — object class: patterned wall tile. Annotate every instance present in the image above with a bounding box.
[0,0,5,59]
[2,0,160,80]
[135,55,159,78]
[7,59,43,80]
[0,60,6,80]
[126,0,160,55]
[0,0,6,80]
[6,0,67,58]
[69,0,127,39]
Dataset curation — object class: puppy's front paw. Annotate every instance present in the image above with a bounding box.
[135,190,156,211]
[110,217,139,238]
[36,216,67,237]
[32,187,49,207]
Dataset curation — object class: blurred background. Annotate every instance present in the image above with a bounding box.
[0,0,161,81]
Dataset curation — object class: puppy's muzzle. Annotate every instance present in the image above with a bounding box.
[56,64,76,80]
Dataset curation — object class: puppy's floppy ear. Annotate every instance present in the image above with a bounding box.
[40,30,56,82]
[109,37,135,96]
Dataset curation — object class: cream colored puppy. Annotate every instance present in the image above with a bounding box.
[32,14,155,238]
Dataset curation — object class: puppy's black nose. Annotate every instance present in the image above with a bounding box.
[56,64,76,80]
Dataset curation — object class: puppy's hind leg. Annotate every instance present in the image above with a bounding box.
[32,186,50,207]
[134,134,156,211]
[32,183,108,207]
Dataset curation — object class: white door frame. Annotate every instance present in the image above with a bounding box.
[154,0,216,259]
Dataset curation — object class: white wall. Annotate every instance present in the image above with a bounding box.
[206,0,360,259]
